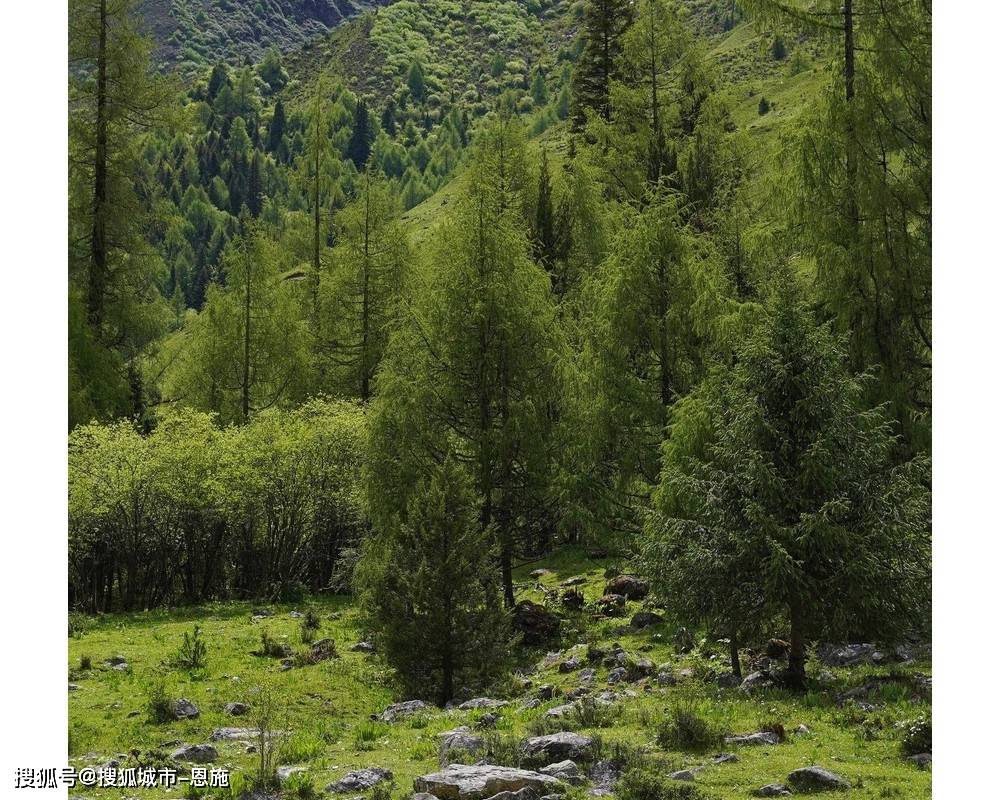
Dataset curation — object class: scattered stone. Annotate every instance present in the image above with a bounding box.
[327,767,394,793]
[669,770,696,781]
[439,727,485,765]
[603,575,648,600]
[522,699,541,710]
[559,656,582,673]
[818,643,879,668]
[560,576,586,588]
[224,702,250,716]
[377,700,429,722]
[459,698,508,710]
[521,732,596,764]
[69,683,80,691]
[677,668,694,680]
[724,731,781,747]
[907,753,931,769]
[712,753,738,764]
[578,668,596,684]
[476,712,500,730]
[308,638,338,663]
[630,611,663,629]
[588,760,622,792]
[544,703,576,718]
[482,788,535,800]
[104,655,128,666]
[277,766,307,784]
[289,611,303,618]
[537,685,554,701]
[350,642,376,654]
[786,766,850,791]
[529,569,550,579]
[717,671,740,689]
[173,698,200,720]
[630,657,656,679]
[740,671,775,692]
[561,590,585,610]
[251,608,273,618]
[171,744,218,763]
[755,784,791,797]
[414,764,562,800]
[794,724,811,735]
[210,727,274,741]
[513,601,560,645]
[539,760,583,785]
[595,594,626,617]
[657,670,676,687]
[127,710,140,718]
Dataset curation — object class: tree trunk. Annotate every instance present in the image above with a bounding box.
[729,630,742,679]
[87,0,109,330]
[241,243,252,424]
[787,601,807,690]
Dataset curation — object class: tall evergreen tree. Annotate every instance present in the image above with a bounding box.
[347,98,374,169]
[267,97,286,154]
[571,0,633,127]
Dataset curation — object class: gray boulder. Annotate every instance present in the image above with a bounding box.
[350,642,376,654]
[669,770,696,781]
[724,731,781,747]
[378,700,429,722]
[277,765,307,784]
[171,744,218,763]
[413,764,562,800]
[740,671,775,692]
[786,766,850,791]
[521,732,596,764]
[458,698,508,710]
[588,761,621,791]
[712,753,738,764]
[630,611,664,629]
[539,760,582,785]
[327,767,394,793]
[603,575,648,600]
[907,753,931,769]
[754,785,791,797]
[224,701,250,716]
[439,727,485,765]
[173,698,200,720]
[819,643,879,668]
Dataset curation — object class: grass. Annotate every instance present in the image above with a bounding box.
[68,546,930,799]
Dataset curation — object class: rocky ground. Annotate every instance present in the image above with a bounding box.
[67,548,930,799]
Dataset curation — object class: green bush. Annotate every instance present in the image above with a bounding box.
[147,681,175,724]
[901,717,931,755]
[79,654,92,670]
[618,766,708,800]
[655,706,721,752]
[175,625,208,670]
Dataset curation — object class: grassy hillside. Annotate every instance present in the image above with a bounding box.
[136,0,390,76]
[67,549,931,800]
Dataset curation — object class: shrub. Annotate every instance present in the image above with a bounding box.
[656,706,721,752]
[482,731,521,767]
[302,609,322,631]
[300,622,316,645]
[353,721,387,751]
[259,630,290,659]
[901,717,931,755]
[147,682,175,724]
[79,654,92,670]
[283,772,318,800]
[175,625,208,670]
[618,766,708,800]
[758,97,771,115]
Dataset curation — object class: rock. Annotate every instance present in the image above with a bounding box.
[350,642,376,654]
[512,601,560,645]
[566,687,590,700]
[595,594,626,617]
[171,744,218,763]
[559,656,582,673]
[327,768,394,793]
[173,698,200,720]
[414,794,439,800]
[656,670,676,687]
[459,698,508,710]
[794,724,811,735]
[414,764,562,800]
[68,683,80,691]
[579,668,596,684]
[210,727,274,741]
[673,627,695,653]
[717,671,740,689]
[529,569,550,579]
[588,761,621,791]
[440,727,485,765]
[754,784,791,797]
[607,667,627,685]
[740,671,775,692]
[537,685,554,701]
[561,590,585,610]
[251,608,273,618]
[483,789,535,800]
[669,770,696,781]
[630,657,656,679]
[104,655,128,666]
[818,643,879,668]
[764,639,791,659]
[545,703,576,718]
[560,576,586,588]
[378,700,429,722]
[277,766,307,784]
[630,611,664,629]
[786,766,850,791]
[522,699,541,710]
[309,638,338,662]
[907,753,931,769]
[476,712,500,730]
[712,753,738,764]
[724,732,781,747]
[603,575,648,600]
[224,702,250,716]
[521,732,596,764]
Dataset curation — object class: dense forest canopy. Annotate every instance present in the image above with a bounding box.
[68,0,930,702]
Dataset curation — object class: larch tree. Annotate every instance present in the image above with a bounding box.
[571,0,634,127]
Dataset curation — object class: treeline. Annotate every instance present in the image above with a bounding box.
[68,0,931,703]
[68,401,366,612]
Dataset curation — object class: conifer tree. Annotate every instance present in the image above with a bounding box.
[407,60,426,102]
[357,453,509,705]
[347,98,374,169]
[571,0,633,127]
[267,98,286,154]
[640,276,930,688]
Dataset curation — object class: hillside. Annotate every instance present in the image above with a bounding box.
[136,0,390,75]
[68,549,932,800]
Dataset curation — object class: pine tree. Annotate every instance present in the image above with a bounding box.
[571,0,633,127]
[407,60,426,102]
[347,98,374,169]
[357,453,510,705]
[530,68,548,106]
[380,98,397,137]
[640,276,930,688]
[267,98,286,154]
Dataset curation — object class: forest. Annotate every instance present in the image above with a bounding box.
[66,1,932,797]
